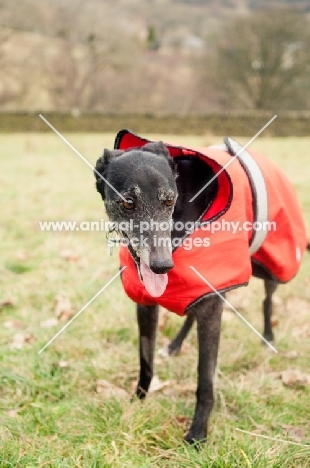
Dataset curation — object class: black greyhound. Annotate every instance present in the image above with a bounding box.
[94,140,306,445]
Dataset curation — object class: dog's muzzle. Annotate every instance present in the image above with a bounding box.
[149,258,174,274]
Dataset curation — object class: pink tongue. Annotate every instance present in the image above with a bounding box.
[140,260,168,297]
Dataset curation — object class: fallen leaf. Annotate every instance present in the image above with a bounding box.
[172,382,196,393]
[0,299,14,310]
[60,249,79,262]
[286,297,310,316]
[149,375,170,393]
[40,318,59,328]
[281,369,310,387]
[54,295,74,321]
[281,424,306,443]
[163,382,196,396]
[271,317,279,327]
[23,333,35,343]
[174,416,192,430]
[58,360,69,368]
[292,322,310,338]
[9,333,36,350]
[3,319,24,329]
[10,333,24,350]
[283,350,298,359]
[59,310,75,321]
[96,379,128,398]
[5,409,20,418]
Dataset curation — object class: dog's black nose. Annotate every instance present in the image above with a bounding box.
[150,258,174,274]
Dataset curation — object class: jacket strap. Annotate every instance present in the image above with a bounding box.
[224,137,269,255]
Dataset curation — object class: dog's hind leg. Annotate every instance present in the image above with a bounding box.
[168,312,196,356]
[263,278,277,344]
[136,304,159,399]
[185,296,223,445]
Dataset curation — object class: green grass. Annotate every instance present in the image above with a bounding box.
[0,133,310,467]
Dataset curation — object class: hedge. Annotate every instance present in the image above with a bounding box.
[0,111,310,136]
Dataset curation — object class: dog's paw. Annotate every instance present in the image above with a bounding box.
[167,343,182,356]
[184,432,205,449]
[158,343,182,357]
[262,334,276,351]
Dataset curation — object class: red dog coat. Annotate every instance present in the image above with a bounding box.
[115,130,308,316]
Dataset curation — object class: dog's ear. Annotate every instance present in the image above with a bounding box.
[142,141,169,157]
[94,149,123,200]
[142,141,176,173]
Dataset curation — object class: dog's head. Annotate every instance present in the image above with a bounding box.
[95,141,177,297]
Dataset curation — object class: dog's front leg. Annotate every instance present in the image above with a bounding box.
[136,304,159,399]
[185,296,223,445]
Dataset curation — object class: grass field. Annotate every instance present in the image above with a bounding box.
[0,133,310,467]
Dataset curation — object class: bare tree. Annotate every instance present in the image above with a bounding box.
[205,9,310,110]
[44,26,140,112]
[0,30,24,106]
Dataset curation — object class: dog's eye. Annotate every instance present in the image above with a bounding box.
[165,199,174,207]
[122,198,135,210]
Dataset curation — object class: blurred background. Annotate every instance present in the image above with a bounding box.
[1,0,310,134]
